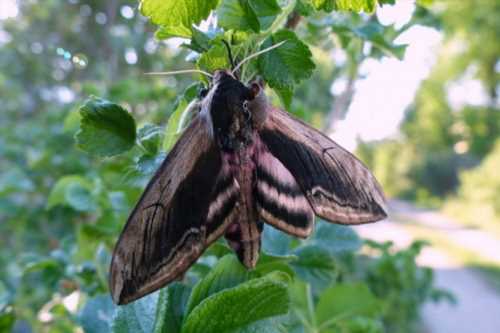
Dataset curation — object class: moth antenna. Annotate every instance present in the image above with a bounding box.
[221,40,235,70]
[231,40,287,76]
[144,69,213,78]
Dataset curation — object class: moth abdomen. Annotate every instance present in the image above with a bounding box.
[224,220,263,269]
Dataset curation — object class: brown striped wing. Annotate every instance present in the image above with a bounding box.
[259,107,387,225]
[109,116,239,305]
[254,138,315,238]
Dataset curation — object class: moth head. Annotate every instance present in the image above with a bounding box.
[212,69,239,86]
[210,70,262,99]
[145,40,286,127]
[207,69,254,116]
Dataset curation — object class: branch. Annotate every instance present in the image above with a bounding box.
[285,11,302,29]
[323,76,356,135]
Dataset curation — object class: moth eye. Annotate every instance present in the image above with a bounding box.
[249,82,260,100]
[198,88,209,98]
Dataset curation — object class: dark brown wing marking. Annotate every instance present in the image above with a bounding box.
[260,107,387,225]
[110,116,239,305]
[205,163,240,245]
[254,139,314,238]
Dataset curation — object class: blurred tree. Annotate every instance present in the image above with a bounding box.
[363,0,500,203]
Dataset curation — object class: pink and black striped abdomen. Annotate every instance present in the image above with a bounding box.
[222,144,263,268]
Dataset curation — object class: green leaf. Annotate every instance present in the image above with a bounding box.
[258,30,315,101]
[312,0,378,13]
[162,99,185,152]
[205,242,233,258]
[182,272,291,333]
[296,0,315,16]
[311,0,335,12]
[190,26,213,53]
[354,22,407,59]
[416,0,434,6]
[0,285,14,332]
[155,25,192,40]
[315,283,380,328]
[217,0,260,32]
[0,306,15,333]
[254,252,296,278]
[238,316,288,333]
[249,0,282,30]
[111,291,159,333]
[76,97,136,157]
[78,295,115,333]
[262,225,292,256]
[136,153,166,177]
[197,43,232,73]
[291,245,337,291]
[137,123,162,155]
[21,254,61,275]
[140,0,218,39]
[274,85,294,109]
[47,175,97,211]
[186,255,250,315]
[163,84,200,151]
[288,279,312,326]
[217,0,281,32]
[311,223,362,255]
[341,316,384,333]
[154,283,191,333]
[224,30,252,45]
[331,20,407,59]
[63,110,81,133]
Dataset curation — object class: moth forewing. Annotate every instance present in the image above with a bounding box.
[109,115,238,305]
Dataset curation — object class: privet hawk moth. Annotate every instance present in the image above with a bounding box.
[109,69,387,305]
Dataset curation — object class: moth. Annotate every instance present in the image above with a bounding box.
[110,46,387,305]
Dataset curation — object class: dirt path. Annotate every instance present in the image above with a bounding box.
[355,200,500,333]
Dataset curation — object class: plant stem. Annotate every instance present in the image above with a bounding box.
[263,0,297,36]
[306,284,318,331]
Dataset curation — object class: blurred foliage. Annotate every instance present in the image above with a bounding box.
[444,140,500,233]
[359,0,500,206]
[0,0,451,332]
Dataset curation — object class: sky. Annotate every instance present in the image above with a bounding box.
[0,0,18,20]
[331,1,443,151]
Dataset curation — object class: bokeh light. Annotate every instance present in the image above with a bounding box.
[0,0,18,20]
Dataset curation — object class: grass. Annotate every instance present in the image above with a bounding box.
[442,200,500,241]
